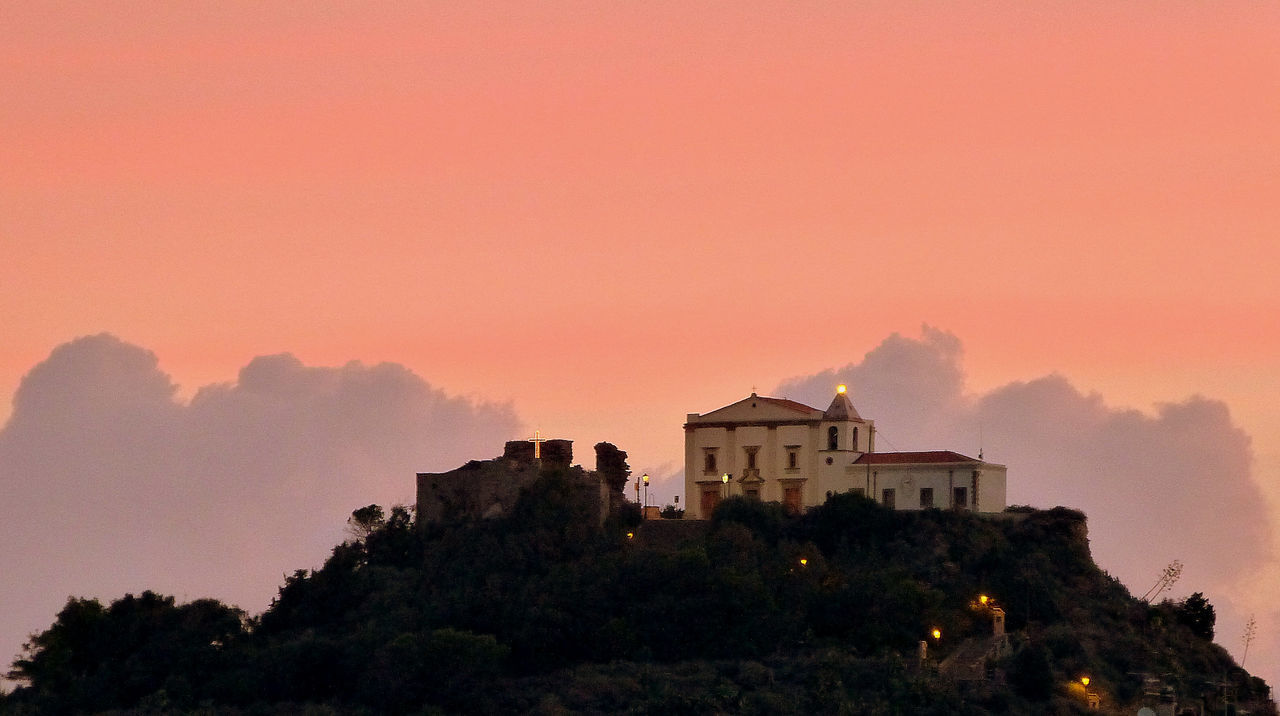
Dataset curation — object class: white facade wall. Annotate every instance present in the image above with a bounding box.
[977,466,1008,513]
[856,464,1008,512]
[683,392,1006,518]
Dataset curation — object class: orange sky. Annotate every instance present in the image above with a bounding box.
[5,2,1278,468]
[3,0,1280,678]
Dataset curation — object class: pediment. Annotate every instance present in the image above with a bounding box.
[693,394,821,424]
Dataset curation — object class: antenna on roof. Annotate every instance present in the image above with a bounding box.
[978,423,984,461]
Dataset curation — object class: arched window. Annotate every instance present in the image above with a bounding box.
[704,451,717,474]
[827,426,839,451]
[852,427,859,451]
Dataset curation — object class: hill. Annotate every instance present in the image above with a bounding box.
[2,466,1272,715]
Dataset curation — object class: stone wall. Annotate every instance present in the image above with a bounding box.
[416,440,616,527]
[502,438,573,470]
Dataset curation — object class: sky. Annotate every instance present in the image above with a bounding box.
[3,0,1279,693]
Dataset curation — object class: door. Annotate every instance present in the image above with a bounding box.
[783,486,802,514]
[701,488,720,518]
[881,488,896,510]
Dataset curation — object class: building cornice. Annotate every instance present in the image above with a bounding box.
[684,418,867,431]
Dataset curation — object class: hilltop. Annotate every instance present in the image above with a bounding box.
[2,464,1272,715]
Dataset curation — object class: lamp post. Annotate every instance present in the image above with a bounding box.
[722,473,729,500]
[642,473,650,507]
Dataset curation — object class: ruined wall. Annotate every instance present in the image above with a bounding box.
[502,438,573,470]
[416,459,541,523]
[417,439,613,526]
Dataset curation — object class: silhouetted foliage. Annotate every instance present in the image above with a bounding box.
[1175,591,1217,640]
[345,503,384,539]
[1008,641,1054,701]
[4,490,1272,715]
[5,592,245,713]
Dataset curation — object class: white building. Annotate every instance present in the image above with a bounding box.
[683,387,1007,519]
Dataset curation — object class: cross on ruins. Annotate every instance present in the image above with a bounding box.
[529,430,546,459]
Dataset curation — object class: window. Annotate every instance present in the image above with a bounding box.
[703,450,717,474]
[787,449,798,470]
[953,486,968,509]
[745,488,760,500]
[827,426,839,450]
[920,487,934,509]
[745,446,758,470]
[881,488,896,510]
[852,427,859,450]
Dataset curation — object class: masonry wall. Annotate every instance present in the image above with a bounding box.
[416,439,617,527]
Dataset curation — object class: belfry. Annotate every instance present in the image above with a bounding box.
[683,387,1007,519]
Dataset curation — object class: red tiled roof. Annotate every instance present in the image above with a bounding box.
[854,451,982,465]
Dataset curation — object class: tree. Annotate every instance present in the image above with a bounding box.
[347,503,385,540]
[1176,592,1216,640]
[1008,642,1054,701]
[6,592,245,712]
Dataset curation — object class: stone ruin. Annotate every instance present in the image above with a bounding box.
[415,440,629,526]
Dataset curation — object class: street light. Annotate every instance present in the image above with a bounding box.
[1080,676,1090,687]
[931,628,941,641]
[722,473,729,500]
[642,473,650,507]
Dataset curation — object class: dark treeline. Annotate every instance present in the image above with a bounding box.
[2,468,1272,714]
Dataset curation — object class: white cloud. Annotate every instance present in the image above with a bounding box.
[0,334,519,674]
[778,325,1275,677]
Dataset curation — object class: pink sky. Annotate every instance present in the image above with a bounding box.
[4,0,1280,690]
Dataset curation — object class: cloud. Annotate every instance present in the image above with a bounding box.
[778,326,1274,673]
[0,334,519,674]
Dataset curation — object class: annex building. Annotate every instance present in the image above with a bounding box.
[684,387,1007,519]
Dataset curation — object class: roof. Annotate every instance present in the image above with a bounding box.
[854,450,984,465]
[755,395,823,415]
[823,392,862,420]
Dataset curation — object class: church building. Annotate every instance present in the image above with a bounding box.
[684,387,1007,519]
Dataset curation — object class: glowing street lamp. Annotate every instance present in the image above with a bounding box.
[799,558,808,567]
[642,473,650,506]
[722,472,730,499]
[1080,676,1090,687]
[978,594,990,606]
[931,628,942,641]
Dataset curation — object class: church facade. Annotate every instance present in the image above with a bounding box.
[683,387,1007,519]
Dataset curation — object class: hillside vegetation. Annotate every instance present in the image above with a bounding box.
[3,467,1272,714]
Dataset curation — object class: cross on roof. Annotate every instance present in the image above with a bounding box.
[529,430,546,459]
